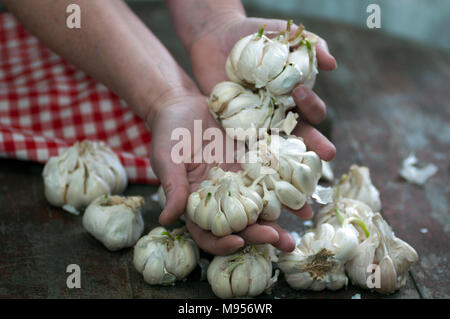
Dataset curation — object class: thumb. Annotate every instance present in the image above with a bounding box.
[157,163,190,225]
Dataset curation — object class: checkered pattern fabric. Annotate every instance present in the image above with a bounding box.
[0,13,158,184]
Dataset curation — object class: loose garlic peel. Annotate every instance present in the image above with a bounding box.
[133,226,200,286]
[82,195,145,251]
[43,140,127,214]
[241,135,322,211]
[207,244,279,298]
[187,167,264,237]
[209,23,318,139]
[278,222,358,291]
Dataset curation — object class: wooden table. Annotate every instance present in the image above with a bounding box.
[0,2,449,299]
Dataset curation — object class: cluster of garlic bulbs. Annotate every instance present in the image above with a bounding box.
[209,23,318,139]
[187,167,264,236]
[242,134,322,212]
[82,195,145,251]
[43,140,127,214]
[133,226,200,286]
[278,166,418,294]
[207,244,279,298]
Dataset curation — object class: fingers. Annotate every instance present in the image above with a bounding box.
[237,223,280,245]
[185,217,245,256]
[151,148,190,225]
[307,32,337,71]
[292,120,336,161]
[258,221,296,252]
[286,203,314,219]
[292,85,327,124]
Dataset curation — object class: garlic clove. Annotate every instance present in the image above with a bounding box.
[260,182,282,221]
[271,177,306,210]
[195,193,218,230]
[186,192,201,221]
[211,210,233,237]
[290,161,316,196]
[221,195,248,232]
[267,62,302,96]
[209,81,246,113]
[220,92,261,119]
[377,255,398,294]
[230,263,250,296]
[226,34,253,82]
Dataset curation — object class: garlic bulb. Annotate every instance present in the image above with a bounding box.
[207,244,279,298]
[241,134,322,211]
[278,222,358,291]
[345,212,419,294]
[334,165,381,212]
[187,167,264,237]
[43,140,127,214]
[226,24,318,92]
[82,195,145,251]
[133,226,200,286]
[209,24,318,140]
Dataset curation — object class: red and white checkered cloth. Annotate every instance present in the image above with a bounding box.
[0,13,158,184]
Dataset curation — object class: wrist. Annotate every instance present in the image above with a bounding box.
[167,0,246,52]
[142,84,200,131]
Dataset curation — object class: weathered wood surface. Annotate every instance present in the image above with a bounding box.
[0,2,449,299]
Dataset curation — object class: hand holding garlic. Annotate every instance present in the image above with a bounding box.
[209,23,319,139]
[82,195,145,251]
[207,244,278,298]
[241,134,322,211]
[187,167,264,237]
[42,140,127,214]
[133,226,200,286]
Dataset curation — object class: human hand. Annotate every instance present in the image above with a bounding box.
[189,15,337,126]
[149,90,317,255]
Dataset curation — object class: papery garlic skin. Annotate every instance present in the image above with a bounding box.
[241,135,322,212]
[133,226,200,286]
[210,25,318,140]
[187,167,264,237]
[334,165,381,212]
[346,212,419,294]
[43,140,127,214]
[278,223,358,291]
[82,195,144,251]
[207,244,278,298]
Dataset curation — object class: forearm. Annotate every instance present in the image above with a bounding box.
[3,0,198,126]
[166,0,245,51]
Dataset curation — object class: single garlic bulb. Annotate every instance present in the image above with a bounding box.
[345,212,419,294]
[334,165,381,212]
[208,81,298,139]
[133,226,200,286]
[241,134,322,211]
[226,23,318,92]
[316,198,374,242]
[82,195,145,251]
[42,140,127,214]
[209,23,318,140]
[187,167,264,237]
[278,222,358,291]
[207,244,279,298]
